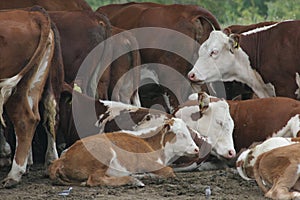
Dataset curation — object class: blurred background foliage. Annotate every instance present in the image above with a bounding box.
[87,0,300,26]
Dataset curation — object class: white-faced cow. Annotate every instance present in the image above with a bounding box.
[174,92,236,159]
[188,93,300,154]
[253,141,300,200]
[188,20,300,99]
[49,118,199,186]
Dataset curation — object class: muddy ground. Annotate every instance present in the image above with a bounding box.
[0,164,268,200]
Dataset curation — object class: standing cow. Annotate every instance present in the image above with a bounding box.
[0,8,63,188]
[98,2,221,112]
[188,20,300,100]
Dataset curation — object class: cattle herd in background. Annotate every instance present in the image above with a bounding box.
[0,0,299,199]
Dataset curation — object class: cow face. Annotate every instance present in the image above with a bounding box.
[188,31,241,83]
[163,118,199,165]
[175,93,236,159]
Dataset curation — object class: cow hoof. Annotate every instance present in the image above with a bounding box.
[2,178,19,188]
[132,178,145,188]
[0,157,11,167]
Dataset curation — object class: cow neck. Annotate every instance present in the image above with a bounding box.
[141,126,171,164]
[233,43,275,98]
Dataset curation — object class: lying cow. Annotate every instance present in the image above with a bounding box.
[253,142,300,200]
[187,93,300,153]
[174,92,236,159]
[188,20,300,99]
[236,137,299,181]
[49,118,199,186]
[59,87,232,168]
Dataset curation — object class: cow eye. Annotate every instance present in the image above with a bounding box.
[145,115,151,121]
[210,49,219,57]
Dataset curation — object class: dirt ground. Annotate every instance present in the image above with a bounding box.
[0,164,268,200]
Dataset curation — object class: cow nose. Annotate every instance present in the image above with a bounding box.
[188,72,196,81]
[194,147,199,154]
[227,149,236,158]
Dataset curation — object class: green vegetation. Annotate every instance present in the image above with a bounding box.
[87,0,300,26]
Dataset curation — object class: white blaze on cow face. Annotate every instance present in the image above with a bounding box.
[164,118,199,165]
[188,31,276,98]
[175,99,235,159]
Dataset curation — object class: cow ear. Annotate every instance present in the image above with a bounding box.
[223,28,232,36]
[229,33,240,53]
[198,92,210,113]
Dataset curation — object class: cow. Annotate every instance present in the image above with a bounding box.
[0,8,63,188]
[59,87,234,170]
[98,2,221,112]
[49,118,200,187]
[187,93,300,153]
[0,0,92,11]
[207,21,278,100]
[174,92,236,159]
[188,20,300,100]
[253,142,300,200]
[236,137,299,181]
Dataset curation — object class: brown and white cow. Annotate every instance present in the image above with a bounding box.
[0,8,61,188]
[236,137,299,181]
[188,20,300,100]
[49,118,200,186]
[98,2,220,111]
[187,94,300,154]
[253,141,300,200]
[174,92,235,159]
[61,88,232,160]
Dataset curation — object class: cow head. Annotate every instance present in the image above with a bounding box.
[188,30,242,84]
[163,118,200,165]
[174,92,236,159]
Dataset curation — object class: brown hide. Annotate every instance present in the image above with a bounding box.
[0,8,59,187]
[0,0,92,11]
[253,143,300,199]
[98,3,220,110]
[49,132,176,186]
[228,97,300,152]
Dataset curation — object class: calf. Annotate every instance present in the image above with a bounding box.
[236,137,298,181]
[49,118,199,186]
[253,142,300,200]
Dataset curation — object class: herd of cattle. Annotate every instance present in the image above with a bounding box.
[0,0,299,199]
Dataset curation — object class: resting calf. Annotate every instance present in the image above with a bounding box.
[49,118,199,186]
[253,142,300,200]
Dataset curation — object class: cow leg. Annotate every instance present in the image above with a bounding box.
[86,173,144,187]
[0,125,11,167]
[2,98,39,188]
[265,164,300,199]
[273,114,300,137]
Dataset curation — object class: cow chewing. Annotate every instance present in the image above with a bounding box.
[49,118,199,187]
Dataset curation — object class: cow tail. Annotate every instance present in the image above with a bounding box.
[253,154,269,194]
[0,7,51,127]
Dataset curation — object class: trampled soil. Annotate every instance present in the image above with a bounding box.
[0,164,268,200]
